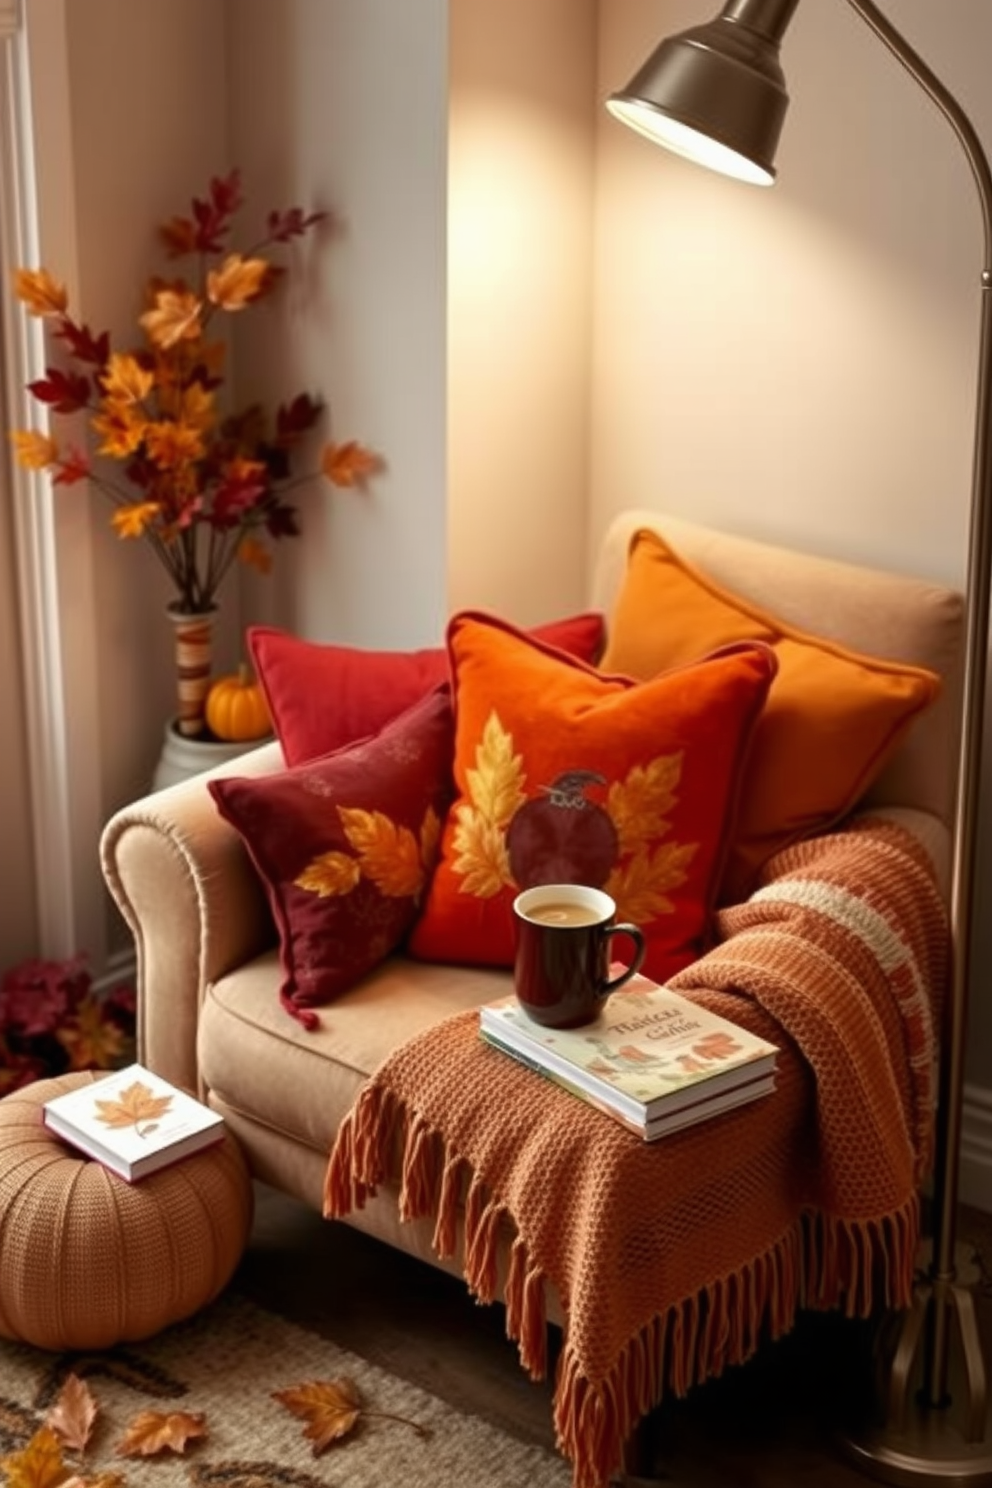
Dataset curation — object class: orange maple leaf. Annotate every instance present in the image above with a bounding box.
[46,1374,98,1455]
[110,502,161,541]
[93,1081,172,1134]
[100,353,154,406]
[272,1378,431,1455]
[452,805,512,898]
[206,253,269,311]
[114,1410,207,1458]
[272,1379,362,1453]
[12,267,68,318]
[56,996,128,1073]
[320,440,381,488]
[338,808,424,898]
[0,1426,73,1488]
[9,430,58,471]
[236,534,273,575]
[295,851,361,898]
[139,288,203,349]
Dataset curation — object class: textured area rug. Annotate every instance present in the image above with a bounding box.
[0,1288,572,1488]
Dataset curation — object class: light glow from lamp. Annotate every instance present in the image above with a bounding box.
[608,1,992,1482]
[604,97,775,184]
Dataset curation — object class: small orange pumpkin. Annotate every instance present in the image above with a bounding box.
[206,664,272,743]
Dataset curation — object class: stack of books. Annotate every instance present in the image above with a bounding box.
[479,974,778,1141]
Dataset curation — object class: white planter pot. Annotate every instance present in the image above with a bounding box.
[152,719,271,793]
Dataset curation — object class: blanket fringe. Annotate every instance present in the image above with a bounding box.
[325,1080,922,1488]
[803,1195,919,1316]
[323,1083,398,1215]
[553,1198,920,1488]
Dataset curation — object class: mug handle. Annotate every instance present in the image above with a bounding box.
[599,922,646,996]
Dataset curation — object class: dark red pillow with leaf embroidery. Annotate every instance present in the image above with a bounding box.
[248,612,605,767]
[208,687,454,1027]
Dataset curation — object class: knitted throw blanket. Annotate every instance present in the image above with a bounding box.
[324,819,947,1488]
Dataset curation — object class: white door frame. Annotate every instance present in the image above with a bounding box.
[0,0,106,967]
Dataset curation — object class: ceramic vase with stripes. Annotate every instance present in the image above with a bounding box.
[166,604,217,738]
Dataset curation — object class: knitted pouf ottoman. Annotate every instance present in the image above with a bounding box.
[0,1070,254,1350]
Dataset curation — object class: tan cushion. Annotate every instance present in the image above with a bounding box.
[200,951,512,1153]
[593,510,964,828]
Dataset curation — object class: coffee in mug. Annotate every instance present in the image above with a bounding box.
[512,883,646,1029]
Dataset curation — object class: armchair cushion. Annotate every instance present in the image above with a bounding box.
[208,687,455,1028]
[248,611,605,767]
[600,527,941,901]
[407,611,776,980]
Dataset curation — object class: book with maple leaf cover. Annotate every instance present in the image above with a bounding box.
[42,1063,225,1182]
[479,972,778,1130]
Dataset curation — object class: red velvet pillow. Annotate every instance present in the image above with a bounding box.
[407,613,777,982]
[248,612,605,766]
[208,687,455,1028]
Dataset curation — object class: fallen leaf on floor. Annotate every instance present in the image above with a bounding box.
[115,1409,207,1457]
[0,1425,72,1488]
[272,1377,431,1456]
[46,1375,98,1454]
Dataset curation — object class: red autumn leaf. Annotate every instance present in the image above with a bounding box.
[264,501,300,540]
[275,393,322,444]
[28,370,91,414]
[211,472,268,528]
[158,217,200,259]
[54,319,109,366]
[208,170,243,220]
[187,170,243,255]
[266,207,327,243]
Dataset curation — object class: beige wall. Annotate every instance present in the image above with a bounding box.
[228,0,451,652]
[592,3,992,1105]
[447,0,597,626]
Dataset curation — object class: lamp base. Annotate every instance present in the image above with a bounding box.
[839,1243,992,1487]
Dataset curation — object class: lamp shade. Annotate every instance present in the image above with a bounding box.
[605,4,797,185]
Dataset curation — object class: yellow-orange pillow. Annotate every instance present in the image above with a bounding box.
[407,611,777,980]
[600,528,941,901]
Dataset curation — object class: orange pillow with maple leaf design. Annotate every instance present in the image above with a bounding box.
[208,687,454,1028]
[407,613,777,980]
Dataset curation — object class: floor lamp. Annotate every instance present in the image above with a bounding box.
[606,2,992,1483]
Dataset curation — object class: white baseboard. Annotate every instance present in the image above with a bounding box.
[959,1084,992,1214]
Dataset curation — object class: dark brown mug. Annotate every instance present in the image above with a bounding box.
[512,883,646,1030]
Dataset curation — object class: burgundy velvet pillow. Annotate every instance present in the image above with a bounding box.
[207,687,455,1028]
[248,611,605,766]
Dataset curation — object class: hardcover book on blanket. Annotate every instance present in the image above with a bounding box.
[325,819,947,1488]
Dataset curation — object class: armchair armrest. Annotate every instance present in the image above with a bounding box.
[100,739,284,1094]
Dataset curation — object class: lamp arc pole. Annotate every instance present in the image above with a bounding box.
[608,1,992,1479]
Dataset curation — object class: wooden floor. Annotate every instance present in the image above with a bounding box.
[233,1183,992,1487]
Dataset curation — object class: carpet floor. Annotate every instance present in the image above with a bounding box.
[0,1273,571,1488]
[4,1183,992,1488]
[235,1184,992,1488]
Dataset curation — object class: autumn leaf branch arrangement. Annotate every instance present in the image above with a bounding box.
[1,1369,431,1488]
[10,169,381,616]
